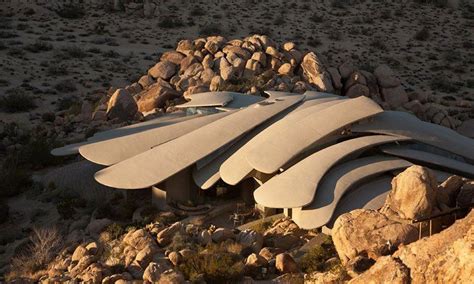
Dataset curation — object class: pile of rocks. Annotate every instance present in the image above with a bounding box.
[37,215,315,283]
[331,165,473,282]
[99,34,470,132]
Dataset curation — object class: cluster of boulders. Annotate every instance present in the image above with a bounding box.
[331,165,473,282]
[97,34,471,133]
[38,216,316,283]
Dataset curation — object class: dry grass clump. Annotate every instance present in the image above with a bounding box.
[7,227,63,281]
[178,242,244,283]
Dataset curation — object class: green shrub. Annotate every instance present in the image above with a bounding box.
[189,6,206,16]
[309,13,324,23]
[24,40,53,53]
[104,223,126,240]
[414,26,430,41]
[178,244,244,283]
[158,17,184,29]
[56,195,87,219]
[56,4,85,19]
[0,163,31,198]
[430,76,462,93]
[54,80,77,93]
[0,90,36,112]
[16,137,63,169]
[58,45,88,59]
[298,236,338,273]
[198,24,222,36]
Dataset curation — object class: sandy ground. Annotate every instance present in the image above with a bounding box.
[0,0,472,127]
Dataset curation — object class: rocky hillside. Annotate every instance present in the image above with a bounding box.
[4,166,472,283]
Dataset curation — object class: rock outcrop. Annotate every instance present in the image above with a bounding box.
[332,209,418,265]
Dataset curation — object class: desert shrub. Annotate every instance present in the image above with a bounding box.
[16,136,64,169]
[328,30,342,41]
[7,227,63,281]
[0,162,32,198]
[0,90,36,112]
[430,76,462,93]
[189,6,206,16]
[370,37,387,51]
[36,117,53,132]
[248,219,272,234]
[178,244,244,283]
[24,40,53,53]
[0,31,17,39]
[158,17,184,29]
[273,16,285,25]
[58,45,87,59]
[7,47,25,58]
[56,194,87,219]
[56,95,80,111]
[56,4,85,19]
[307,37,322,47]
[198,24,222,36]
[298,236,338,273]
[414,26,430,41]
[0,78,10,87]
[54,80,77,93]
[309,13,324,23]
[331,0,350,9]
[104,223,126,240]
[46,62,68,77]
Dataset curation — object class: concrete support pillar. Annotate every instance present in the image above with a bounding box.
[164,167,200,205]
[151,186,167,210]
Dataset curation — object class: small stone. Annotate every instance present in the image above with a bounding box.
[275,253,299,274]
[168,251,182,266]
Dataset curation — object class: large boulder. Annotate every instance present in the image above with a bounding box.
[142,262,168,282]
[382,166,438,220]
[369,209,474,283]
[157,222,183,246]
[106,89,138,122]
[348,256,410,284]
[211,227,235,243]
[137,84,180,112]
[381,85,409,108]
[332,209,418,265]
[237,229,264,253]
[301,52,334,92]
[374,65,401,88]
[148,60,177,80]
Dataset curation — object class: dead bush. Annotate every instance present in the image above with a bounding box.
[7,227,63,281]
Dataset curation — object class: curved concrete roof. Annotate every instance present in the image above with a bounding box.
[380,145,474,178]
[79,111,232,166]
[176,92,266,110]
[219,98,348,186]
[352,111,474,161]
[291,155,413,229]
[193,104,301,189]
[94,95,304,189]
[254,135,410,208]
[246,96,384,174]
[51,112,192,156]
[327,176,393,227]
[175,92,235,108]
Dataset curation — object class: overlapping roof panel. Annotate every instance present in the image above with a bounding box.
[52,92,474,229]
